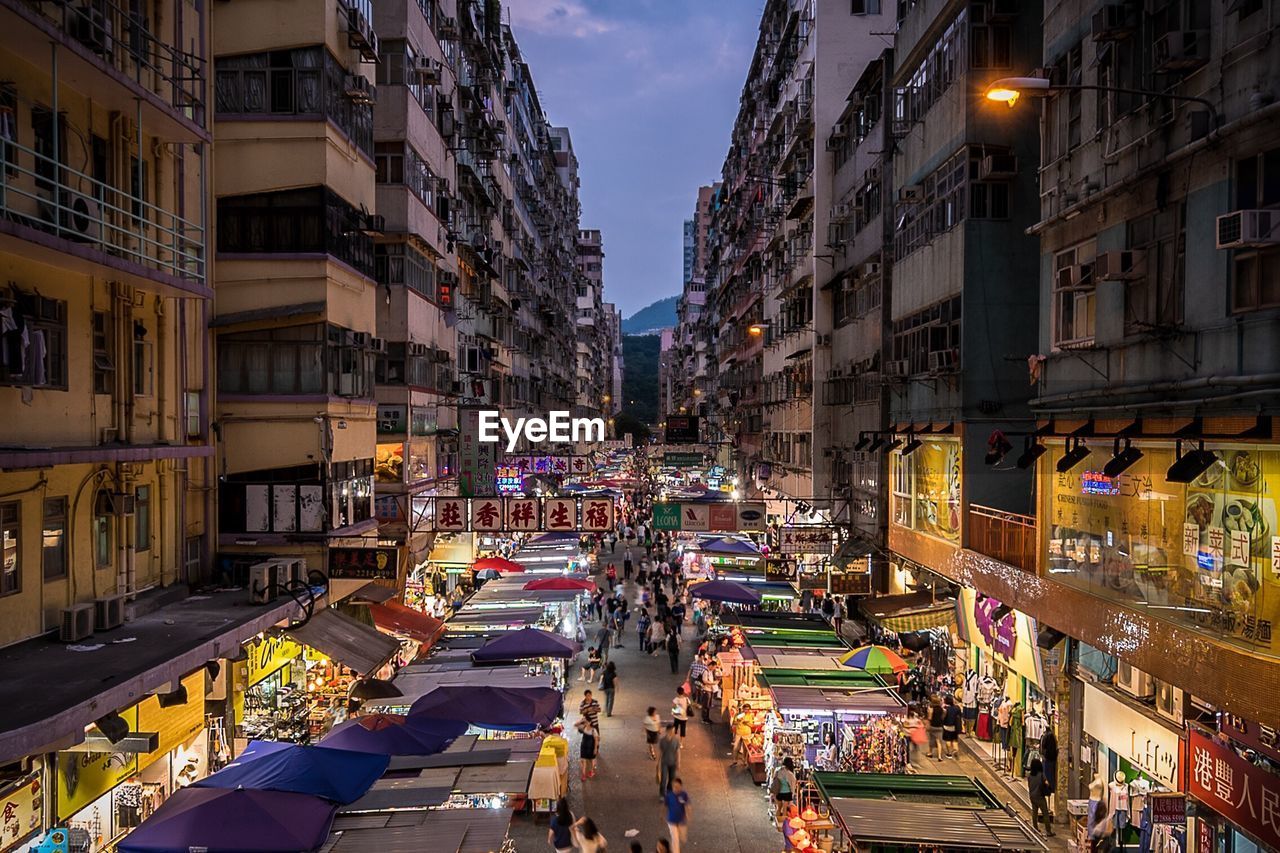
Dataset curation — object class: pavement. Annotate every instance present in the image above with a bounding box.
[505,540,1070,852]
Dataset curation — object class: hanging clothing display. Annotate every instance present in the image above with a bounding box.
[837,718,909,774]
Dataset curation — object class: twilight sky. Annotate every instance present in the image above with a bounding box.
[509,0,759,318]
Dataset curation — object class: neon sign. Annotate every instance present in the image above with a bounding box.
[1080,471,1119,495]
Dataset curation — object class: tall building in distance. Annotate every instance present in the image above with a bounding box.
[663,183,719,423]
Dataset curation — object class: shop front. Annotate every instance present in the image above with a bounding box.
[954,588,1055,783]
[233,635,324,747]
[1186,725,1280,853]
[0,769,42,852]
[1080,682,1184,852]
[55,671,208,853]
[1038,440,1280,659]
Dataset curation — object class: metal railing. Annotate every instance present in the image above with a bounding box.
[18,0,206,128]
[0,138,206,283]
[968,504,1037,573]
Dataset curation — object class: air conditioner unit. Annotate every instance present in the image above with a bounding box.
[1058,262,1094,289]
[816,333,831,346]
[60,604,96,642]
[1092,4,1136,41]
[438,15,458,38]
[1153,30,1208,72]
[38,189,102,243]
[414,57,442,85]
[831,203,851,220]
[108,492,136,516]
[1154,680,1184,726]
[248,561,280,604]
[94,595,127,631]
[408,342,428,356]
[273,558,307,587]
[343,74,376,105]
[1093,249,1145,280]
[898,185,924,203]
[369,336,387,353]
[929,349,958,372]
[978,153,1018,180]
[68,4,112,55]
[887,359,910,378]
[1115,661,1155,699]
[1216,210,1280,249]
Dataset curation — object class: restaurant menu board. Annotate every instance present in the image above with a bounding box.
[1041,444,1280,653]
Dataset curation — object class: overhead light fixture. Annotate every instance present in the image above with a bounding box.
[1036,625,1067,650]
[95,712,130,744]
[883,436,904,452]
[1056,436,1091,473]
[1102,437,1144,478]
[156,685,189,708]
[204,660,221,680]
[866,435,886,452]
[1165,440,1219,484]
[901,435,922,456]
[1016,437,1047,470]
[853,433,871,452]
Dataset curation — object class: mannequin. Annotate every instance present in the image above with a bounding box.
[1109,770,1131,851]
[1087,778,1112,850]
[961,669,978,734]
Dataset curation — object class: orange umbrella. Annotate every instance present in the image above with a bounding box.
[472,556,524,573]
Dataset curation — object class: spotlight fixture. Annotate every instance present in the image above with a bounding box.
[990,603,1013,622]
[1102,437,1144,478]
[1165,440,1219,484]
[156,685,189,708]
[95,712,130,744]
[204,660,221,680]
[901,435,923,456]
[883,436,904,452]
[1016,437,1048,470]
[985,430,1013,466]
[1056,436,1091,473]
[853,433,871,452]
[866,435,886,452]
[1036,625,1067,650]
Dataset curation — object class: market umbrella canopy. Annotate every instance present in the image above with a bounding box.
[409,684,563,731]
[839,645,910,674]
[319,713,466,755]
[349,677,404,700]
[523,577,596,591]
[116,787,336,853]
[472,556,524,573]
[688,579,763,605]
[472,628,581,662]
[475,568,502,580]
[697,536,762,556]
[193,740,388,804]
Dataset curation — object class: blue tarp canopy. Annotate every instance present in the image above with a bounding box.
[117,787,336,853]
[193,740,388,804]
[319,713,467,756]
[689,579,763,605]
[409,684,563,732]
[472,628,580,662]
[698,536,762,556]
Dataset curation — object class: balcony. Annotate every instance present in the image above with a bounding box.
[3,0,206,138]
[0,138,206,288]
[967,504,1036,573]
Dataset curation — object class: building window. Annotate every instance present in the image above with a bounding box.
[1,501,19,596]
[0,292,67,389]
[217,186,376,279]
[1232,248,1280,313]
[968,2,1012,69]
[1053,240,1097,347]
[42,497,67,581]
[133,339,154,396]
[376,40,436,119]
[1044,43,1083,163]
[93,312,114,395]
[891,295,962,376]
[375,141,437,214]
[1126,202,1185,333]
[93,491,113,568]
[375,242,437,302]
[134,485,151,551]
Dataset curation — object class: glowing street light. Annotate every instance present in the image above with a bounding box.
[983,76,1050,107]
[984,75,1219,127]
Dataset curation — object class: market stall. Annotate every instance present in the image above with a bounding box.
[810,771,1048,852]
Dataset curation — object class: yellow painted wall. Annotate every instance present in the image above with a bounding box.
[212,124,376,211]
[213,258,377,335]
[212,0,350,62]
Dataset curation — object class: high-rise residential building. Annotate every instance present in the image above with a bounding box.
[664,183,719,422]
[575,228,611,421]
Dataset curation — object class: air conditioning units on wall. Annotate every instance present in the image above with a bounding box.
[1115,661,1155,699]
[1154,680,1184,726]
[1216,210,1280,249]
[60,604,95,642]
[1093,249,1145,280]
[94,595,127,631]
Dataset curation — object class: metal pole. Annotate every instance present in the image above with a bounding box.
[50,42,59,237]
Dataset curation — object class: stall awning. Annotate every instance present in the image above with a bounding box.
[826,797,1047,850]
[859,591,958,634]
[368,602,446,647]
[428,537,474,567]
[286,608,400,675]
[327,807,514,852]
[349,582,397,604]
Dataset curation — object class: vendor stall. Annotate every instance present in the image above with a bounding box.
[810,771,1048,852]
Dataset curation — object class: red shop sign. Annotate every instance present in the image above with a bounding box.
[1187,728,1280,849]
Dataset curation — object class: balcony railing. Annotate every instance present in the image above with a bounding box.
[17,0,205,128]
[0,138,205,283]
[968,504,1036,573]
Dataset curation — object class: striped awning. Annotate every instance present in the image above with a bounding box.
[860,592,957,634]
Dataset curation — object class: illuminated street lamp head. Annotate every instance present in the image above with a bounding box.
[985,76,1052,107]
[748,323,766,336]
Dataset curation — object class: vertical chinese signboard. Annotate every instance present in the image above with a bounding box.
[458,407,496,497]
[1188,728,1280,850]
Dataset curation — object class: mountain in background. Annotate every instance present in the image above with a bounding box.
[621,334,661,424]
[622,296,678,335]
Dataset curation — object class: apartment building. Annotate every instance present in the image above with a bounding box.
[575,227,611,422]
[662,184,718,422]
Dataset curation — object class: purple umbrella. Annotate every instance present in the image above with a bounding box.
[409,685,563,732]
[193,740,388,804]
[319,713,466,755]
[688,579,762,605]
[116,787,335,853]
[472,628,580,662]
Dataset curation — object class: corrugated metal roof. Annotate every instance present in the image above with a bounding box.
[286,608,401,676]
[827,798,1047,850]
[338,777,451,813]
[325,807,512,853]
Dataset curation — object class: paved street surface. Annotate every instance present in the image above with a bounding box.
[506,541,1070,852]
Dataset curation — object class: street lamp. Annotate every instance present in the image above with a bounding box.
[748,321,769,336]
[984,76,1220,128]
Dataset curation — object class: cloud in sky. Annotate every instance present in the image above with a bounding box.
[510,1,758,317]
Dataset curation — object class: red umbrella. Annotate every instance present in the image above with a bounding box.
[523,577,596,591]
[472,556,524,573]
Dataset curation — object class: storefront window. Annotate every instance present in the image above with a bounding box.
[889,438,962,544]
[1041,442,1280,658]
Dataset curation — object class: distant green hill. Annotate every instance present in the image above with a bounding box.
[622,296,678,335]
[621,334,661,424]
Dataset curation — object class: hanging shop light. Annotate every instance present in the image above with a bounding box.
[1055,436,1091,473]
[883,435,904,452]
[866,435,886,452]
[1016,437,1047,470]
[1102,437,1144,478]
[853,432,872,452]
[1165,440,1219,484]
[95,712,131,744]
[901,434,923,456]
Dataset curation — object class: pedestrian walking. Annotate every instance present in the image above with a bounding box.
[583,646,602,683]
[648,618,666,657]
[670,687,690,740]
[1028,758,1055,836]
[572,817,607,853]
[643,706,661,759]
[771,757,797,823]
[637,609,652,652]
[666,629,681,674]
[624,552,634,580]
[664,777,691,853]
[577,718,599,779]
[595,622,612,665]
[926,696,945,758]
[580,689,602,730]
[606,563,618,591]
[942,695,962,758]
[832,594,844,637]
[601,662,619,717]
[731,704,753,766]
[547,799,575,853]
[657,724,680,795]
